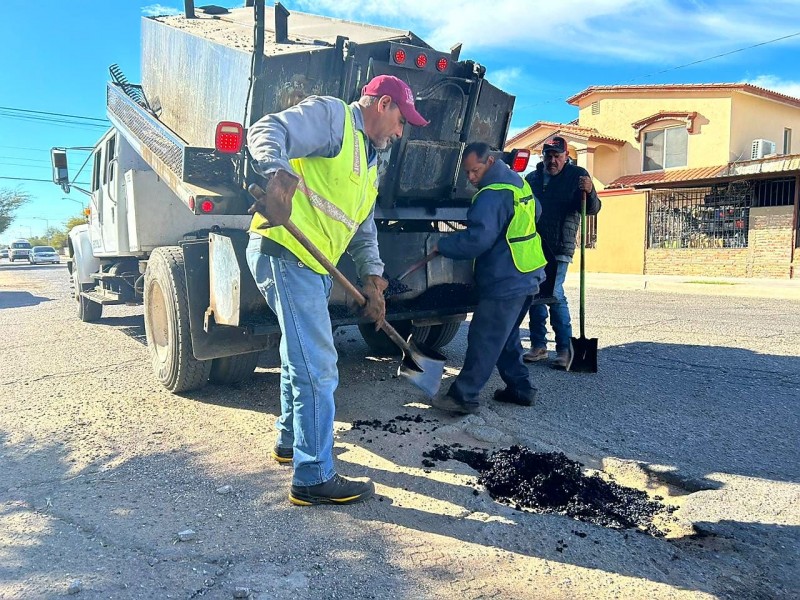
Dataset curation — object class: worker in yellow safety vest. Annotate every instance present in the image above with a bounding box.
[245,75,429,505]
[431,141,547,415]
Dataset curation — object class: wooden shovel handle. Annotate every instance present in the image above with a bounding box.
[281,220,412,353]
[394,250,439,282]
[248,182,412,352]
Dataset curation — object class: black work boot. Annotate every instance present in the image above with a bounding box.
[272,443,293,464]
[430,393,479,415]
[493,387,536,407]
[289,474,374,506]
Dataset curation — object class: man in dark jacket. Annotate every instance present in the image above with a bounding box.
[523,135,600,368]
[431,142,546,415]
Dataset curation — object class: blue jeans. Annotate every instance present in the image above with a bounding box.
[529,260,572,354]
[246,236,337,487]
[448,294,534,405]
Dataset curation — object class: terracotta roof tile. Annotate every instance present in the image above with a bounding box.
[506,120,625,148]
[608,165,727,188]
[567,83,800,108]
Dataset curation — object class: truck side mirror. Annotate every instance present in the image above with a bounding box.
[51,148,70,193]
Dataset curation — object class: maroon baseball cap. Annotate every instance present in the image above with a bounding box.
[361,75,429,127]
[543,135,568,154]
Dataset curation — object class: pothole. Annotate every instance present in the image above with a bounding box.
[424,444,685,537]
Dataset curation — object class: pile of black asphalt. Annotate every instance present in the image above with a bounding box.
[423,444,676,537]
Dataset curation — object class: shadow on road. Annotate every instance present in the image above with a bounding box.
[0,290,52,309]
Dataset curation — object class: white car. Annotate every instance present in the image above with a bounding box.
[28,246,61,265]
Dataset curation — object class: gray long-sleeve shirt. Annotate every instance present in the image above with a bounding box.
[247,95,384,280]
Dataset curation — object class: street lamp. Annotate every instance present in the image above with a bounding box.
[31,217,52,244]
[62,196,85,209]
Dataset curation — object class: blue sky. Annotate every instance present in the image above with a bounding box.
[2,0,798,242]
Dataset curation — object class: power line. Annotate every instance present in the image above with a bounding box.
[0,105,109,123]
[515,30,800,110]
[0,176,90,184]
[635,31,800,81]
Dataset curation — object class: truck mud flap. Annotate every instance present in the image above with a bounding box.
[182,235,280,360]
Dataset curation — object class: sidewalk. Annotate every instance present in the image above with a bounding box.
[564,272,800,300]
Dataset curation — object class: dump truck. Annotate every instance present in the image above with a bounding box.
[51,1,552,393]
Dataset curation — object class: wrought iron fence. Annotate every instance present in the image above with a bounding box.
[647,177,796,249]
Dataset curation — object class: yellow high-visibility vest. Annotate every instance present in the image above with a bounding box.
[475,181,547,273]
[250,102,379,273]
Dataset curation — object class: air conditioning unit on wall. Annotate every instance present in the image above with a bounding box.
[751,139,776,159]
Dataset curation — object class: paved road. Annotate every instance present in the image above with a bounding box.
[1,261,798,599]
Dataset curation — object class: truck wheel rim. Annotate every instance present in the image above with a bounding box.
[148,282,170,362]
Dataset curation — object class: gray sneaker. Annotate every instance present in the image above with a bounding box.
[289,474,375,506]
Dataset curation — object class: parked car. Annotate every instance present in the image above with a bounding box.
[0,248,8,259]
[8,239,32,262]
[28,246,61,265]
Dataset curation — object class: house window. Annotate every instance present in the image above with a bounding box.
[591,100,600,115]
[643,126,688,171]
[784,128,792,154]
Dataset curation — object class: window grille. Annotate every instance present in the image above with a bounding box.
[591,101,600,115]
[647,177,796,249]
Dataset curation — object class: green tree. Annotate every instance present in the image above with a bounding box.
[29,216,86,249]
[0,187,31,237]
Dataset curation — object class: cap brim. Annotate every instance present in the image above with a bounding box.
[399,104,429,127]
[543,145,566,153]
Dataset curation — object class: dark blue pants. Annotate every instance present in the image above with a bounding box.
[448,294,534,405]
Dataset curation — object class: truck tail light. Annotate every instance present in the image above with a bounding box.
[436,57,448,71]
[394,49,406,64]
[510,149,531,172]
[215,121,243,153]
[200,200,215,213]
[415,53,428,68]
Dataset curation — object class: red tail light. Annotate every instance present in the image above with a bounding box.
[511,149,531,172]
[200,200,215,213]
[415,53,427,68]
[436,57,448,71]
[394,49,406,64]
[215,121,243,153]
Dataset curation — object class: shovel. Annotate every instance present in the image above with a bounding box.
[567,191,598,373]
[248,182,446,397]
[385,250,440,298]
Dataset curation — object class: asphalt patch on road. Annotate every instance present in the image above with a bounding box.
[347,419,675,536]
[424,444,676,537]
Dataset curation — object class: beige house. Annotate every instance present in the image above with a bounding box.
[508,84,800,278]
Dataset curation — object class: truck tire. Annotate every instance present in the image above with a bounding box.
[358,320,414,356]
[144,246,212,393]
[209,352,260,385]
[420,320,463,349]
[74,272,102,322]
[358,317,465,355]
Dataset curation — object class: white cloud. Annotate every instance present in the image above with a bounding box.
[743,76,800,99]
[142,4,181,17]
[291,0,800,64]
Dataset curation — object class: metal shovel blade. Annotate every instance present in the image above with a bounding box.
[567,336,598,373]
[397,336,446,398]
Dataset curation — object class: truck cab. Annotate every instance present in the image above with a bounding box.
[8,239,32,262]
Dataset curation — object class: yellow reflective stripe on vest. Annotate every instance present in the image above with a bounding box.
[295,177,358,231]
[475,181,548,273]
[249,102,378,274]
